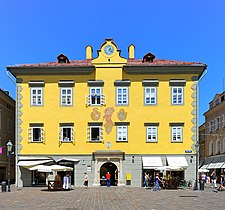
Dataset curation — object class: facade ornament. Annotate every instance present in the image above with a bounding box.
[91,108,101,121]
[103,107,114,134]
[117,108,127,121]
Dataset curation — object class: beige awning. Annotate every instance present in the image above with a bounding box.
[167,156,188,168]
[142,156,163,169]
[17,160,52,167]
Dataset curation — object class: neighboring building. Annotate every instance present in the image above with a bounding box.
[7,39,207,187]
[199,123,206,167]
[0,89,15,184]
[200,91,225,177]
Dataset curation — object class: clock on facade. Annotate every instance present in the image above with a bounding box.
[104,45,114,55]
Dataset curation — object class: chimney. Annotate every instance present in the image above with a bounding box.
[128,44,135,59]
[86,45,93,60]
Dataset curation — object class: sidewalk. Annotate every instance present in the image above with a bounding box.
[0,185,224,210]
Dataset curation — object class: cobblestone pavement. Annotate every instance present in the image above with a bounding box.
[0,186,224,210]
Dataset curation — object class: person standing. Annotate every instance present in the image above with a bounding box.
[211,171,217,189]
[83,172,89,188]
[152,173,162,191]
[218,173,225,191]
[144,172,149,188]
[106,172,111,187]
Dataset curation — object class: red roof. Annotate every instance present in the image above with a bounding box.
[127,59,202,66]
[15,59,92,67]
[14,58,203,67]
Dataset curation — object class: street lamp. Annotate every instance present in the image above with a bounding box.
[6,140,13,192]
[194,142,200,190]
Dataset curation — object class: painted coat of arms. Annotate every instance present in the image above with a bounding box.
[91,108,101,121]
[117,108,127,121]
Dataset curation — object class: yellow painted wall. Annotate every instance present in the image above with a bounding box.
[19,72,196,155]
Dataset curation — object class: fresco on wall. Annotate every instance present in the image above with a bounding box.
[117,108,127,121]
[91,108,101,121]
[103,107,114,134]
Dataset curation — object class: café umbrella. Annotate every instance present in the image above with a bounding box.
[29,164,73,172]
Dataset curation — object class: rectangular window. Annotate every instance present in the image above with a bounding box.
[61,88,72,106]
[7,119,13,133]
[28,125,44,142]
[117,126,128,142]
[116,87,128,105]
[215,117,220,130]
[86,87,105,106]
[59,126,74,142]
[0,110,2,130]
[31,88,43,106]
[145,87,157,105]
[171,87,183,105]
[171,126,183,142]
[90,87,101,105]
[146,126,158,142]
[87,123,103,142]
[223,114,225,128]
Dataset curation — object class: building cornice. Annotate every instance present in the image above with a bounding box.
[7,66,95,77]
[123,65,206,79]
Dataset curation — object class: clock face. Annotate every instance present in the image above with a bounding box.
[104,45,114,55]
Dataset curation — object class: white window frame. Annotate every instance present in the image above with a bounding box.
[59,126,74,142]
[90,87,102,105]
[28,127,44,142]
[171,87,183,105]
[60,87,73,106]
[116,126,128,142]
[144,87,157,105]
[116,87,128,105]
[31,87,43,106]
[171,126,183,142]
[146,126,158,142]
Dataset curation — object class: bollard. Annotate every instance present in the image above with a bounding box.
[1,181,6,192]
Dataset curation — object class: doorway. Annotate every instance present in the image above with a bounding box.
[100,162,118,186]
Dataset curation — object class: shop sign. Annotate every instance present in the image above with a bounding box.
[0,147,2,154]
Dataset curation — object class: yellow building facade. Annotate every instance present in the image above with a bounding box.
[7,39,206,187]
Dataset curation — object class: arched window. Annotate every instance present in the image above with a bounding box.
[209,141,214,156]
[216,139,221,154]
[223,138,225,153]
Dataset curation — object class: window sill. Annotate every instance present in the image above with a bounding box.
[171,141,183,143]
[116,141,128,143]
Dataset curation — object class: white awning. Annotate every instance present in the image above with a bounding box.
[18,156,52,160]
[207,163,217,169]
[214,162,225,169]
[167,156,188,167]
[200,164,209,169]
[57,158,80,162]
[17,160,52,167]
[142,156,163,169]
[29,164,73,172]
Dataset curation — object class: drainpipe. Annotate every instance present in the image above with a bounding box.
[194,68,207,190]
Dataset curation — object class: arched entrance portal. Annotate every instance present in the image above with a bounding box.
[100,162,118,186]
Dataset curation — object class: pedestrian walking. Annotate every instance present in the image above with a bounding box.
[83,172,89,188]
[218,173,225,191]
[144,172,149,188]
[211,171,217,189]
[152,173,162,191]
[106,172,111,187]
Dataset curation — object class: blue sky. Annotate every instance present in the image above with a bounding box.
[0,0,225,125]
